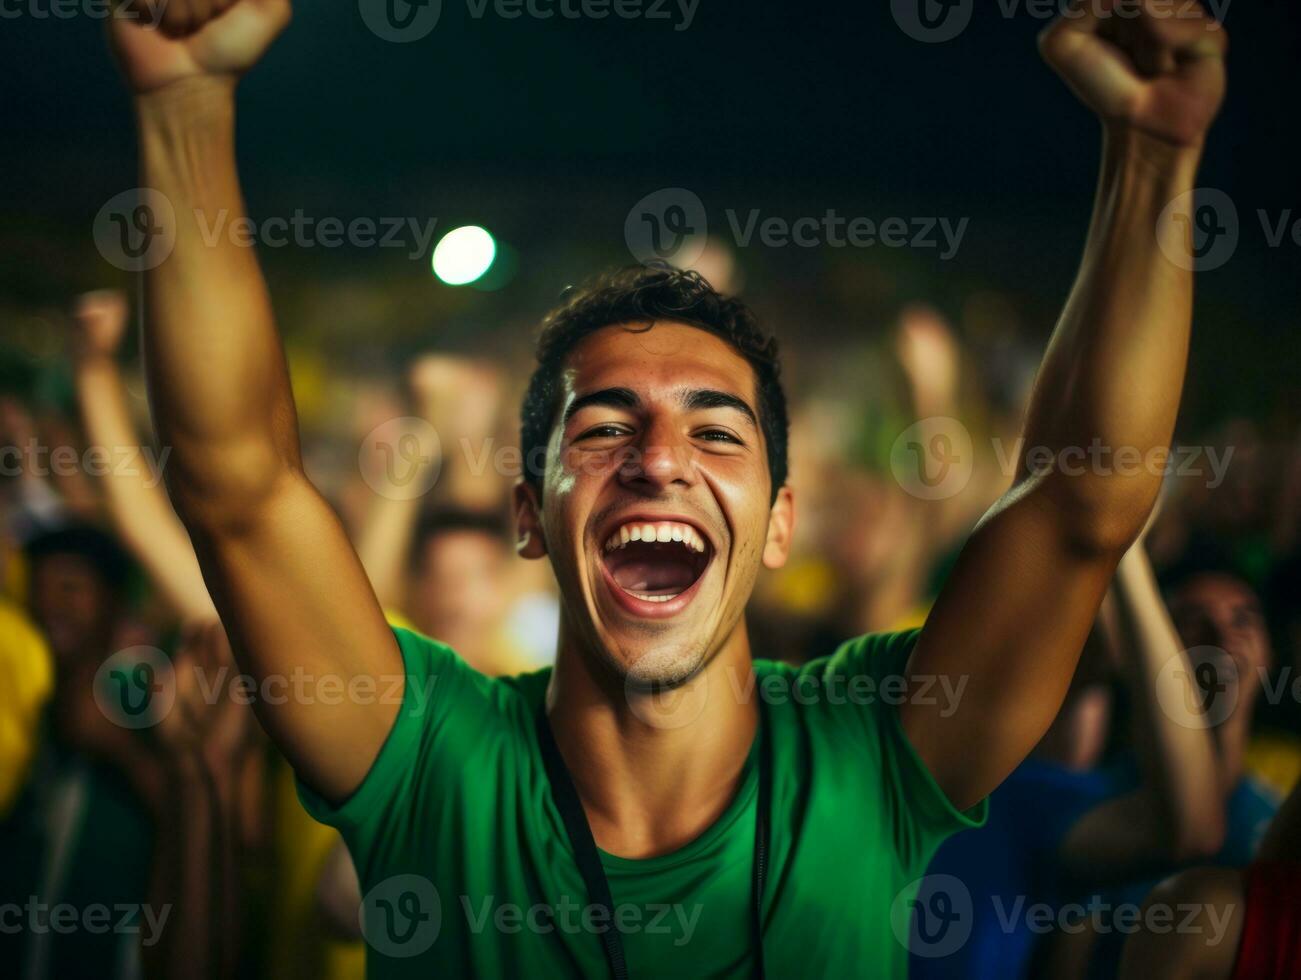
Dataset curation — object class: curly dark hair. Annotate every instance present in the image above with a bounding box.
[520,266,788,502]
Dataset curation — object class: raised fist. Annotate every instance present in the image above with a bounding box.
[1039,0,1227,148]
[109,0,291,94]
[73,290,129,359]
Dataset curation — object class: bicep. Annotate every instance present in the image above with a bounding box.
[901,484,1119,809]
[190,474,403,804]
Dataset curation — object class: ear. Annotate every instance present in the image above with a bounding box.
[762,485,795,570]
[512,479,548,560]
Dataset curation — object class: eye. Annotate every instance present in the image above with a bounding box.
[696,428,743,445]
[577,424,632,441]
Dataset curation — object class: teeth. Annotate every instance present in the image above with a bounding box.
[602,520,710,554]
[628,592,679,602]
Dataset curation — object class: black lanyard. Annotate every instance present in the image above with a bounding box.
[535,706,771,980]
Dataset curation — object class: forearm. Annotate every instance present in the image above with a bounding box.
[1020,131,1199,549]
[1112,544,1224,854]
[142,754,218,980]
[136,79,301,523]
[74,354,216,621]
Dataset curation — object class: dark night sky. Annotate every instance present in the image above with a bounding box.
[4,1,1298,204]
[2,0,1298,423]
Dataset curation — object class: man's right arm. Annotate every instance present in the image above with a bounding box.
[110,0,403,803]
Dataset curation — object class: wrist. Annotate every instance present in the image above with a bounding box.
[1102,124,1202,190]
[135,76,237,134]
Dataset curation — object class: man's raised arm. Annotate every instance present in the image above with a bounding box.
[901,0,1228,810]
[109,0,403,803]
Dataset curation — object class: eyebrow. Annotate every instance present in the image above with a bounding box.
[562,386,758,428]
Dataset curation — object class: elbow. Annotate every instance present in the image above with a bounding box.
[1034,471,1159,558]
[164,439,298,535]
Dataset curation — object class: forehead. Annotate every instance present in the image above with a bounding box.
[1174,575,1258,611]
[562,321,758,404]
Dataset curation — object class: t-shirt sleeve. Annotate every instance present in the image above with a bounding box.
[295,626,504,845]
[820,629,988,870]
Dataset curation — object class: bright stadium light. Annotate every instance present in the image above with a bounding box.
[432,225,496,286]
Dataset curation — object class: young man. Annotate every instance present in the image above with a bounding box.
[105,0,1227,975]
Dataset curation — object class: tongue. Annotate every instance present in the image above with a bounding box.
[610,557,698,595]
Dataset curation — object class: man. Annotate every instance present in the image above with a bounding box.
[1119,773,1301,980]
[105,0,1227,976]
[0,527,153,980]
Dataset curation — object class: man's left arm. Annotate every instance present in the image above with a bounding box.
[900,0,1228,811]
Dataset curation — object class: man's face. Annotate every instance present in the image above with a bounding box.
[28,554,116,664]
[518,322,793,688]
[1169,573,1271,720]
[409,530,509,648]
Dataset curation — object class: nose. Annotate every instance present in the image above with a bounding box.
[618,416,696,493]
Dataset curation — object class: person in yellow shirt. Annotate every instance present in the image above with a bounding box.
[0,597,52,817]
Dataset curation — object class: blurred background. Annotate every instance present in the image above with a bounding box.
[1,1,1298,978]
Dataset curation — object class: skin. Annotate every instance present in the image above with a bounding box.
[28,554,117,664]
[514,323,794,855]
[106,0,1225,867]
[1169,574,1272,793]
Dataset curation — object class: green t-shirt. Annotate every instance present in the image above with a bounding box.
[299,627,986,979]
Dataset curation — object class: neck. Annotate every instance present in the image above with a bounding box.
[545,618,759,859]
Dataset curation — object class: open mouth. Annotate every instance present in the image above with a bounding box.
[599,519,713,613]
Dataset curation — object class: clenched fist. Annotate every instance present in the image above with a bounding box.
[109,0,291,94]
[1039,0,1227,148]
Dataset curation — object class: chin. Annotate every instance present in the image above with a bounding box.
[617,639,710,690]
